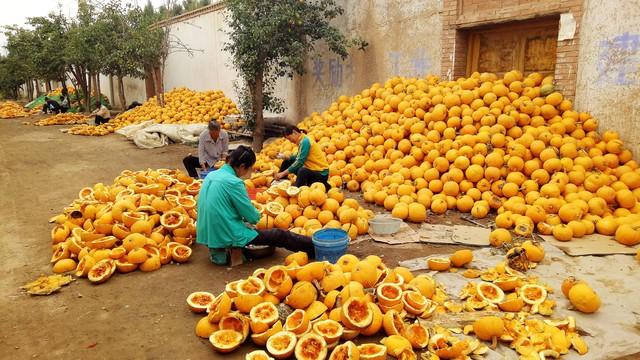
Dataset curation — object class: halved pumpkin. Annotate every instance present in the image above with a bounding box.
[207,293,232,323]
[85,236,118,250]
[403,323,429,349]
[357,343,387,360]
[251,320,283,346]
[266,331,297,359]
[237,276,266,296]
[312,319,344,344]
[493,275,520,291]
[115,258,137,273]
[264,266,293,300]
[382,309,405,336]
[186,181,202,196]
[284,309,310,335]
[429,334,468,359]
[75,255,96,277]
[195,315,218,338]
[285,281,318,309]
[341,297,373,330]
[329,341,359,360]
[171,244,192,263]
[376,283,402,307]
[160,211,185,230]
[427,257,451,271]
[401,290,429,315]
[187,291,216,313]
[249,302,279,333]
[178,195,197,210]
[476,282,505,304]
[209,329,243,353]
[122,211,148,228]
[286,186,301,197]
[519,284,547,305]
[294,333,328,360]
[219,312,250,341]
[498,293,525,312]
[88,259,115,284]
[246,350,274,360]
[265,202,285,217]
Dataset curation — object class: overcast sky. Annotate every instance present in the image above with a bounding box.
[0,0,167,52]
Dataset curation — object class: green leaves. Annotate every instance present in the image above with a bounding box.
[224,0,364,130]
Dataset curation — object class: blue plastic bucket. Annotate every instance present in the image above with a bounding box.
[312,228,349,263]
[197,168,215,179]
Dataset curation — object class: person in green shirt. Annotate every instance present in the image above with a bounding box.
[196,145,315,264]
[274,126,330,188]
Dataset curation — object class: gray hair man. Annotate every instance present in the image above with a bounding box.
[183,119,229,177]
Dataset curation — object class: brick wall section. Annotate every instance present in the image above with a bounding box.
[441,0,583,99]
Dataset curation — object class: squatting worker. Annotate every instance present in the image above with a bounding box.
[90,101,111,125]
[42,97,62,114]
[183,120,229,178]
[196,145,315,264]
[274,125,330,188]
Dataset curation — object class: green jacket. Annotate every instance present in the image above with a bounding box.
[196,164,261,249]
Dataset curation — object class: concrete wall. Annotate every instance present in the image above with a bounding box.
[161,8,297,120]
[98,74,147,109]
[575,0,640,155]
[152,0,442,124]
[296,0,443,120]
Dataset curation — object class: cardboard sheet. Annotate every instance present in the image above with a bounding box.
[418,223,491,246]
[398,244,640,359]
[540,233,640,256]
[368,222,421,244]
[451,225,491,246]
[417,224,456,244]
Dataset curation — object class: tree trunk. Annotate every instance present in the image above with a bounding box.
[251,69,265,151]
[108,75,115,109]
[45,81,51,93]
[87,71,93,111]
[69,65,88,112]
[34,79,42,97]
[95,73,101,104]
[25,80,33,102]
[151,68,160,104]
[118,76,126,110]
[144,65,156,99]
[157,62,165,107]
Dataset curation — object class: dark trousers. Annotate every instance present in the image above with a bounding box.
[249,229,315,258]
[42,103,61,114]
[183,155,202,178]
[95,115,109,125]
[279,158,330,189]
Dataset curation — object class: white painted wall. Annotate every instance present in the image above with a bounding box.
[575,0,640,155]
[161,8,297,120]
[296,0,443,120]
[98,74,147,109]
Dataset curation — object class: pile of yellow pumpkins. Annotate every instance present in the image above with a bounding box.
[187,252,592,360]
[48,169,199,284]
[67,87,239,136]
[0,101,39,118]
[245,178,371,240]
[47,86,75,97]
[253,71,640,245]
[34,113,88,126]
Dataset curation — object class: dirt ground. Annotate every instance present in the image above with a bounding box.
[0,116,471,360]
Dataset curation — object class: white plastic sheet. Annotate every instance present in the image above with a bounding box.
[115,121,207,149]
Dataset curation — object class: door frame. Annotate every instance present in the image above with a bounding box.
[465,17,560,77]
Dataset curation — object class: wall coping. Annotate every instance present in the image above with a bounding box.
[154,1,226,28]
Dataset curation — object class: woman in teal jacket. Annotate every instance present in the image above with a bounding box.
[196,145,315,264]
